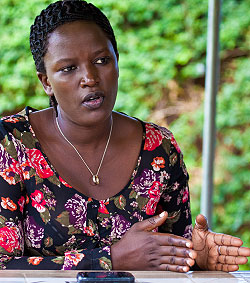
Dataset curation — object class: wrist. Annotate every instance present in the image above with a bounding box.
[111,243,122,270]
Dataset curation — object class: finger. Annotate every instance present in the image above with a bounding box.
[214,233,243,247]
[134,211,168,232]
[219,246,250,257]
[155,233,193,248]
[160,263,190,272]
[214,263,239,272]
[160,256,195,267]
[218,255,248,265]
[161,246,197,259]
[194,214,208,231]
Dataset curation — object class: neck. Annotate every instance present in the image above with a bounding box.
[55,110,114,149]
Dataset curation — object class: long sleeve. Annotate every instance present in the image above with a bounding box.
[157,134,192,239]
[130,121,193,239]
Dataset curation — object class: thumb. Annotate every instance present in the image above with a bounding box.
[135,211,168,232]
[194,214,209,231]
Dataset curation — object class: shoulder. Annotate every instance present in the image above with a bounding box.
[0,109,30,140]
[114,111,182,153]
[113,111,143,142]
[143,121,182,154]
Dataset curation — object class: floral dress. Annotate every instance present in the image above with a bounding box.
[0,107,192,270]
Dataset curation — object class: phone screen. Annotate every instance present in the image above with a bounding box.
[76,271,135,282]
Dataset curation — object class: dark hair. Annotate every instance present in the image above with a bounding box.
[29,0,118,111]
[30,0,118,74]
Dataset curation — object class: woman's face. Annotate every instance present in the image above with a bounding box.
[38,20,119,126]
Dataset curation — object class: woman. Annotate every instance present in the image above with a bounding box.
[0,0,249,271]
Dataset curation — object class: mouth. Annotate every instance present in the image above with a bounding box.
[82,91,104,109]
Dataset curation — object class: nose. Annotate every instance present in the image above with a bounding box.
[80,66,99,88]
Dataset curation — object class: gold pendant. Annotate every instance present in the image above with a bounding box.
[92,175,100,185]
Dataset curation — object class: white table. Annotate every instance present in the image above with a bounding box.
[0,270,250,283]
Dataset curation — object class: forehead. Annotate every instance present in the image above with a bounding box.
[46,20,113,56]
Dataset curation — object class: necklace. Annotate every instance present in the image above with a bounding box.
[55,116,113,185]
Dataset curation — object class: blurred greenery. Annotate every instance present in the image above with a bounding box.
[0,0,250,269]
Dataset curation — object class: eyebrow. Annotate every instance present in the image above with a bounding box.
[54,48,110,65]
[93,48,109,56]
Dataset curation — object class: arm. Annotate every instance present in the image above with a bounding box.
[158,134,250,271]
[110,131,196,272]
[157,142,192,240]
[111,211,196,272]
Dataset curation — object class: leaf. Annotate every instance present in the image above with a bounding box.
[0,215,7,227]
[162,138,171,155]
[35,174,44,185]
[44,237,53,248]
[21,131,37,148]
[99,257,112,270]
[129,190,137,199]
[137,195,149,210]
[169,152,177,166]
[114,195,126,210]
[161,210,181,233]
[68,226,81,235]
[52,256,64,265]
[0,246,12,256]
[87,219,97,233]
[4,140,18,160]
[48,174,60,187]
[56,211,70,227]
[55,245,66,255]
[40,208,51,224]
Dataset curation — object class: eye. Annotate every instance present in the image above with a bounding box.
[60,66,77,72]
[94,56,110,65]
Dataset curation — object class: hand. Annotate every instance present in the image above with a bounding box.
[111,211,197,272]
[192,214,250,271]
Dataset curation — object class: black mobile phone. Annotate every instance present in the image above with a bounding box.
[76,271,135,283]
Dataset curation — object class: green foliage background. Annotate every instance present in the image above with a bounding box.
[0,0,249,269]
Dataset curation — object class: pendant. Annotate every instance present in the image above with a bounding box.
[92,175,100,185]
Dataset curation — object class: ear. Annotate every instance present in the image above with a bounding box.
[115,51,119,62]
[115,52,119,77]
[37,72,54,97]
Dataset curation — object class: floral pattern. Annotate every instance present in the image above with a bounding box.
[28,256,43,265]
[0,107,191,270]
[24,215,44,249]
[62,250,85,270]
[30,190,46,213]
[25,148,54,179]
[151,157,165,171]
[110,214,131,241]
[0,226,20,253]
[1,197,17,212]
[65,194,88,231]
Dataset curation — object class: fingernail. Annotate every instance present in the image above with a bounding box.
[159,211,166,218]
[186,242,192,248]
[189,252,194,259]
[183,266,189,272]
[186,259,192,267]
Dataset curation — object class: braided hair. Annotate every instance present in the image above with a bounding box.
[29,0,118,111]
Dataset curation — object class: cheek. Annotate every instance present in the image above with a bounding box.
[104,67,119,84]
[50,75,77,94]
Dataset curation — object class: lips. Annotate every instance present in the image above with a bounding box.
[82,91,104,109]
